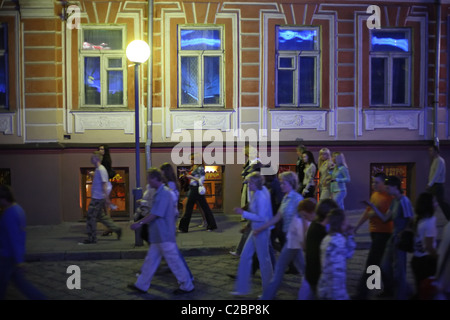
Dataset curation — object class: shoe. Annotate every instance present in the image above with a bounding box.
[229,251,239,256]
[173,287,195,295]
[116,228,122,240]
[79,239,97,245]
[102,230,113,236]
[177,229,188,233]
[127,283,147,294]
[196,223,207,228]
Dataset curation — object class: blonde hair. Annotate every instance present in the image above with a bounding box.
[333,152,348,168]
[318,148,331,168]
[279,171,298,191]
[246,172,264,190]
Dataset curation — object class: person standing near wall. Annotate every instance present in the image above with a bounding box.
[316,148,333,201]
[329,152,351,210]
[427,144,450,220]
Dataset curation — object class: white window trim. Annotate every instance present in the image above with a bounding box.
[369,29,411,108]
[275,26,320,108]
[178,26,225,108]
[78,25,127,108]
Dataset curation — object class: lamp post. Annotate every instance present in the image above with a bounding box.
[126,40,150,246]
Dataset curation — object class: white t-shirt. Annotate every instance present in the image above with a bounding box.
[413,216,437,257]
[92,165,109,200]
[286,215,310,249]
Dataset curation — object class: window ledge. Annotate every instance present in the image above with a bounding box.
[71,110,136,134]
[0,112,14,134]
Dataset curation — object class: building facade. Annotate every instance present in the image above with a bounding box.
[0,0,449,225]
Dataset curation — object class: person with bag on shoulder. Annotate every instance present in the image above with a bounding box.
[364,175,413,300]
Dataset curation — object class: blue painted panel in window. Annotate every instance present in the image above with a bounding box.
[180,29,221,50]
[181,56,199,104]
[277,69,294,105]
[371,58,386,105]
[84,57,101,105]
[278,29,317,51]
[204,56,221,104]
[392,58,406,104]
[371,31,409,52]
[107,70,123,105]
[299,57,315,104]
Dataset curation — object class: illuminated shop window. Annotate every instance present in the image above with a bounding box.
[80,26,127,108]
[177,165,224,211]
[370,163,413,197]
[276,26,320,108]
[80,167,129,219]
[369,29,411,107]
[178,27,224,108]
[0,168,11,185]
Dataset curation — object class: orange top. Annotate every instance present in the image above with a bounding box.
[365,191,394,233]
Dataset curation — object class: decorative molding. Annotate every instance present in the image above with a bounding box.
[172,111,233,132]
[270,110,328,131]
[72,111,135,134]
[364,109,423,131]
[0,113,14,135]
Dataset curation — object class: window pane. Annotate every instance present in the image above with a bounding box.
[0,24,6,51]
[108,58,122,68]
[0,55,6,107]
[277,69,294,105]
[299,56,316,104]
[204,56,221,105]
[392,58,407,104]
[371,58,386,105]
[180,29,221,50]
[181,56,199,105]
[371,31,409,52]
[84,57,101,105]
[279,57,294,69]
[278,29,317,51]
[83,29,122,50]
[107,71,123,105]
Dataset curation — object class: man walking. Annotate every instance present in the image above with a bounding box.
[81,151,122,244]
[128,168,194,295]
[0,185,46,300]
[427,145,450,220]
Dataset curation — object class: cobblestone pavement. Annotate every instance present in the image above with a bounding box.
[5,248,416,301]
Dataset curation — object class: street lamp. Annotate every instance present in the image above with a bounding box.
[126,40,150,246]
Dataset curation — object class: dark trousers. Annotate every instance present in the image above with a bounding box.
[429,183,450,220]
[411,255,437,298]
[178,186,217,232]
[355,232,391,299]
[0,258,46,300]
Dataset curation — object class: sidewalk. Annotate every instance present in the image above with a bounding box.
[24,208,449,262]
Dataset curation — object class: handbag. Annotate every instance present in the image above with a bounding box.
[397,228,414,253]
[198,184,206,195]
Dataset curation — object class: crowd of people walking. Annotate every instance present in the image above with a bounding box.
[2,142,450,301]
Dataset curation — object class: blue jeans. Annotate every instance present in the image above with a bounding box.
[380,236,410,300]
[332,190,347,210]
[0,258,46,300]
[234,230,273,295]
[260,245,305,300]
